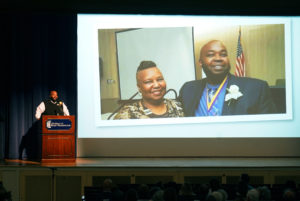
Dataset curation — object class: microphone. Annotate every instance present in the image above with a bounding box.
[57,100,64,115]
[107,92,139,120]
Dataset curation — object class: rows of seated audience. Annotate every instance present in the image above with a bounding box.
[84,174,300,201]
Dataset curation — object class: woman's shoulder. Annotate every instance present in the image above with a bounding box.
[113,101,143,119]
[165,99,184,117]
[165,98,182,107]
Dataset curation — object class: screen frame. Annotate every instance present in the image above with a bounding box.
[78,14,292,135]
[77,14,300,157]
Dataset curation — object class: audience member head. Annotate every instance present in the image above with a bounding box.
[283,189,296,201]
[149,186,161,198]
[246,189,259,201]
[103,178,113,192]
[209,178,221,192]
[197,184,210,201]
[206,194,217,201]
[257,186,271,201]
[241,174,250,184]
[218,189,228,201]
[152,190,164,201]
[208,191,223,201]
[179,183,194,196]
[138,184,150,200]
[164,181,178,191]
[164,187,178,201]
[125,188,138,201]
[112,188,124,201]
[236,181,248,199]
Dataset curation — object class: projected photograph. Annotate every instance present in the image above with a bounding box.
[78,15,298,138]
[98,24,288,121]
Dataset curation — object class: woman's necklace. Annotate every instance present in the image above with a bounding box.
[140,99,167,116]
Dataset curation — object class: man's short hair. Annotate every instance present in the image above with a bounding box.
[137,61,157,73]
[49,90,58,94]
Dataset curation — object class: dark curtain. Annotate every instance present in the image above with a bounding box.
[0,13,77,160]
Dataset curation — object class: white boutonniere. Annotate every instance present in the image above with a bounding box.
[225,85,243,106]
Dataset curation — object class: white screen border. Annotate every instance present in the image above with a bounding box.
[77,14,296,138]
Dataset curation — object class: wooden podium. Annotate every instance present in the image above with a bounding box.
[41,115,75,163]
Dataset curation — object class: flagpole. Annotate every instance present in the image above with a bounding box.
[240,26,244,77]
[235,25,246,77]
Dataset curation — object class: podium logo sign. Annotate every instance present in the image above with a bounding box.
[46,119,72,130]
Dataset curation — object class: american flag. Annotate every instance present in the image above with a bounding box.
[235,28,246,77]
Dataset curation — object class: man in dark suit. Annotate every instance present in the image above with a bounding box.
[179,40,277,117]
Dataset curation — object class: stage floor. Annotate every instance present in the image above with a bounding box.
[2,157,300,169]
